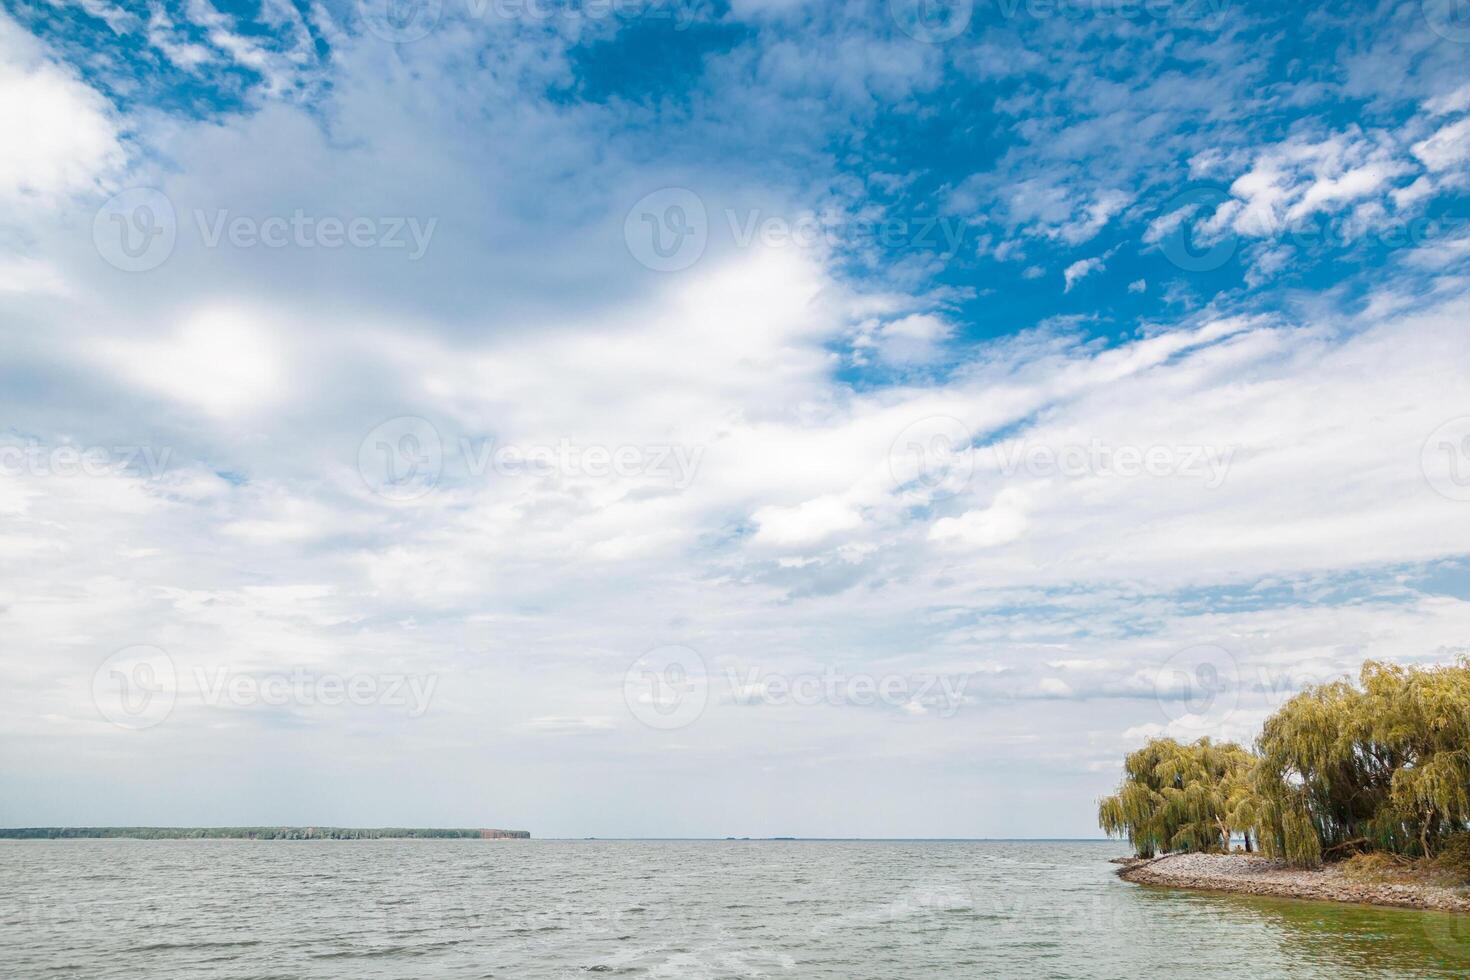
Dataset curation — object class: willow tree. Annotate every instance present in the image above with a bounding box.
[1249,677,1381,866]
[1106,659,1470,868]
[1099,737,1254,858]
[1361,660,1470,857]
[1249,660,1470,865]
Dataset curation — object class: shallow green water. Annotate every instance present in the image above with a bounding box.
[2,839,1468,978]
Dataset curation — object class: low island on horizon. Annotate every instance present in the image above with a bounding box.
[0,827,531,840]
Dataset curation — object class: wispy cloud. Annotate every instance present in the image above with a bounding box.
[2,0,1470,837]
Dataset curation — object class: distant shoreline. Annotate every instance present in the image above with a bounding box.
[0,827,530,840]
[0,832,1112,842]
[1118,853,1470,914]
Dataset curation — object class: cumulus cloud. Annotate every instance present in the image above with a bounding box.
[854,312,954,365]
[0,12,124,209]
[929,489,1031,549]
[754,494,865,548]
[5,2,1470,839]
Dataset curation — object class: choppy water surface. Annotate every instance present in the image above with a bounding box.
[4,839,1470,978]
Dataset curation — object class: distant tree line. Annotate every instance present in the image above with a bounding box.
[1100,660,1470,868]
[0,827,492,840]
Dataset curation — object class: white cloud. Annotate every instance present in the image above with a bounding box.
[1037,677,1073,698]
[1427,81,1470,116]
[0,12,124,209]
[8,6,1470,839]
[0,256,66,294]
[147,5,215,70]
[1412,118,1470,174]
[856,313,954,365]
[1062,251,1112,292]
[1220,129,1413,238]
[754,494,864,548]
[987,180,1131,246]
[101,307,286,417]
[929,489,1031,549]
[181,0,313,96]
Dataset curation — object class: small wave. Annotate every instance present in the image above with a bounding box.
[126,940,262,952]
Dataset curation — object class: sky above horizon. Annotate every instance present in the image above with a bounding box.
[3,0,1470,838]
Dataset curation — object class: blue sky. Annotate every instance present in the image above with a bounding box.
[2,0,1470,837]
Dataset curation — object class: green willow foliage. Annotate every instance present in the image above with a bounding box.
[1101,660,1470,868]
[1097,738,1255,859]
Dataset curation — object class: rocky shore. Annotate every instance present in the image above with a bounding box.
[1117,853,1470,913]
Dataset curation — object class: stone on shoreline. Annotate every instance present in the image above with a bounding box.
[1117,852,1470,913]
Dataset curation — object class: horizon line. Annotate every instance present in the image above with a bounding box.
[0,826,1116,842]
